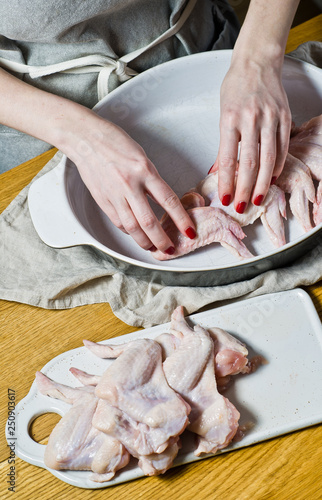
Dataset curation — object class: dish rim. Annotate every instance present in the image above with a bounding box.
[27,50,322,274]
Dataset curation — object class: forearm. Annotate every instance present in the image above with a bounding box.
[233,0,300,66]
[0,68,196,253]
[216,0,300,211]
[0,67,98,158]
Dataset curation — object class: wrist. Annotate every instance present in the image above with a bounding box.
[231,0,300,72]
[50,102,105,162]
[232,30,285,74]
[230,46,284,83]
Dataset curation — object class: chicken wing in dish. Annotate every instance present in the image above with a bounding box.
[276,153,316,232]
[289,115,322,226]
[151,114,321,261]
[195,173,287,248]
[152,206,254,261]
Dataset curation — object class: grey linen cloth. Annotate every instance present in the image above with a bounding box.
[1,42,322,328]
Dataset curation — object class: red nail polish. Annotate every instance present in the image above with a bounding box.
[253,194,264,206]
[222,194,231,206]
[236,201,246,214]
[148,245,157,252]
[185,227,196,239]
[271,176,277,185]
[207,163,215,174]
[164,246,175,255]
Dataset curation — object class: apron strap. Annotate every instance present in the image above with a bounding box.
[0,0,198,100]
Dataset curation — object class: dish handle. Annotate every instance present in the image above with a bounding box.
[27,158,93,249]
[7,400,64,468]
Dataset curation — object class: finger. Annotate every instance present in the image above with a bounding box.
[94,197,128,234]
[115,198,155,251]
[272,116,292,182]
[251,123,277,205]
[217,127,240,206]
[146,174,197,241]
[234,129,259,213]
[128,193,176,253]
[208,159,218,174]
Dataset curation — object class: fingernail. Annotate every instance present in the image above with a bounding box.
[271,176,277,185]
[222,194,231,206]
[185,226,196,239]
[164,246,175,255]
[253,194,264,206]
[207,163,215,174]
[236,201,246,214]
[148,245,157,252]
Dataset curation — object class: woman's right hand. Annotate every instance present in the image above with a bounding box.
[0,67,195,254]
[63,110,196,254]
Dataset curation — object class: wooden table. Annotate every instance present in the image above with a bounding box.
[1,15,322,500]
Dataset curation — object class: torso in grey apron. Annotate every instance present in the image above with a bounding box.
[0,0,239,171]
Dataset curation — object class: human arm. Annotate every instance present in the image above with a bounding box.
[210,0,300,213]
[0,67,196,253]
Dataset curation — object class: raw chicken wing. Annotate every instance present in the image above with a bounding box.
[153,206,253,261]
[35,372,130,482]
[209,327,248,377]
[162,306,240,456]
[289,142,321,181]
[276,153,315,232]
[85,338,190,455]
[289,117,322,226]
[195,173,287,247]
[70,365,182,476]
[314,180,322,225]
[290,115,322,147]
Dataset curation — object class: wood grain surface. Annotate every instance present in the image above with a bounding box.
[1,15,322,500]
[285,13,322,53]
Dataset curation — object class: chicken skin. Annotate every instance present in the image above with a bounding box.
[276,153,316,232]
[35,372,130,482]
[289,116,322,226]
[151,115,322,262]
[83,311,242,457]
[290,115,322,147]
[35,307,263,480]
[84,337,190,474]
[70,364,183,476]
[153,206,253,261]
[195,173,287,248]
[162,306,240,455]
[87,338,190,449]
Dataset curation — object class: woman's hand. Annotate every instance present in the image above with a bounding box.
[209,0,300,214]
[66,112,196,254]
[0,67,196,254]
[211,56,292,213]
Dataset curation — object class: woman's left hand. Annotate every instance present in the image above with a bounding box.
[209,56,292,213]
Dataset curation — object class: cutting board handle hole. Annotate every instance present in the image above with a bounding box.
[29,412,61,445]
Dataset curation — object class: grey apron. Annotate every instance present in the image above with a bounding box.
[0,0,239,171]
